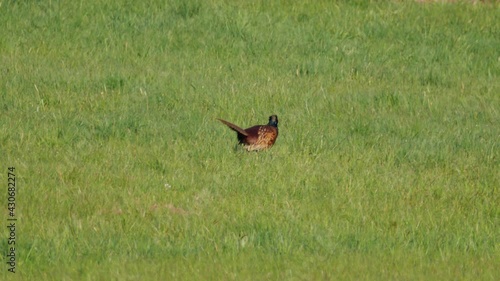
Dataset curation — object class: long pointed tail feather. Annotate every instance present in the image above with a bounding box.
[217,118,248,136]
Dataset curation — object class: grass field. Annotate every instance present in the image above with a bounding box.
[1,0,499,280]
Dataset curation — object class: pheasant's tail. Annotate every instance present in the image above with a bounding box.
[217,118,248,136]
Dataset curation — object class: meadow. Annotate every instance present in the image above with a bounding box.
[1,0,499,280]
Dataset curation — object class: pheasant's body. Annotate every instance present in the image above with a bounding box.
[217,115,279,151]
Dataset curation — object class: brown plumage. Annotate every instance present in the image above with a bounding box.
[217,115,279,151]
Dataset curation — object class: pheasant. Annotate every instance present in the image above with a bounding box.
[217,115,279,151]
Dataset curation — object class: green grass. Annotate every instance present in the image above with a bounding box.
[1,0,499,280]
